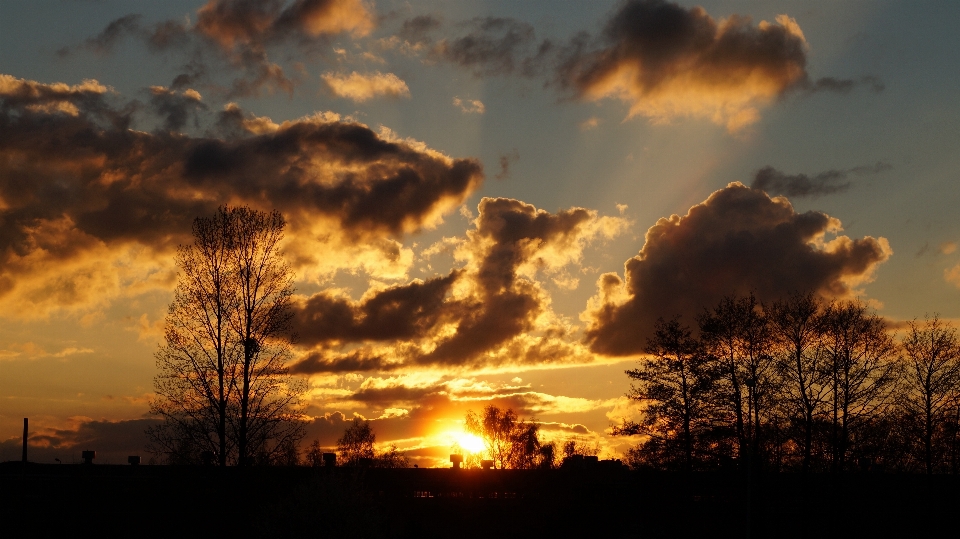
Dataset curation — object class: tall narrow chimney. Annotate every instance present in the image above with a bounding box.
[22,418,28,463]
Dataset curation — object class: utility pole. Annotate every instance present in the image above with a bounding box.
[22,418,28,463]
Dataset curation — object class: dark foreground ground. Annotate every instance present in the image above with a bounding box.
[2,462,958,538]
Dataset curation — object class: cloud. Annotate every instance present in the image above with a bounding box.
[751,162,891,198]
[291,271,463,347]
[398,14,442,44]
[945,264,960,289]
[195,0,375,50]
[428,17,551,77]
[0,74,483,317]
[452,96,485,114]
[579,117,601,130]
[555,0,809,131]
[59,13,143,56]
[291,197,628,373]
[583,182,892,355]
[321,71,411,101]
[803,75,885,95]
[147,86,207,132]
[495,150,519,179]
[66,0,377,98]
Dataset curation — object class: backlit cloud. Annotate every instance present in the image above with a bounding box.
[291,197,628,373]
[66,0,377,98]
[321,71,411,101]
[0,74,482,317]
[556,0,809,131]
[583,182,892,355]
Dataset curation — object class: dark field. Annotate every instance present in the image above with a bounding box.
[2,462,958,538]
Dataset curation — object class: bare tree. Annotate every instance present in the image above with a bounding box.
[820,300,900,472]
[901,315,960,474]
[149,206,304,465]
[768,292,829,473]
[699,294,777,466]
[229,207,300,465]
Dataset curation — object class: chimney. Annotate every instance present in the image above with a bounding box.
[81,450,96,465]
[22,418,28,463]
[450,454,463,469]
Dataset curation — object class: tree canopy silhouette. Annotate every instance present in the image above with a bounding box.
[148,206,305,466]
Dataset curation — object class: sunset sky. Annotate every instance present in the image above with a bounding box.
[2,0,960,466]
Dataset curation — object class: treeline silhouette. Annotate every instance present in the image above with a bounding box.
[617,292,960,475]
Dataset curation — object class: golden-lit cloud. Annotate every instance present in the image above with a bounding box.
[0,74,483,318]
[579,117,601,130]
[321,71,411,102]
[196,0,375,50]
[945,264,960,288]
[556,1,809,131]
[291,197,628,373]
[453,97,485,114]
[583,182,892,355]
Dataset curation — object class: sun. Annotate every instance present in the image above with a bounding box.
[453,432,486,454]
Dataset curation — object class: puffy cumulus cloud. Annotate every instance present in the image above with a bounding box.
[0,418,160,464]
[751,162,892,198]
[321,71,411,102]
[556,0,809,131]
[292,197,628,373]
[583,183,892,356]
[0,74,483,318]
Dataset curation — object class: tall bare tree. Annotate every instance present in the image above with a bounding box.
[768,292,829,473]
[901,315,960,474]
[699,294,775,464]
[149,206,304,465]
[821,300,900,472]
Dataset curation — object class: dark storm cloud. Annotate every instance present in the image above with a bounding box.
[0,74,483,311]
[583,183,891,356]
[291,197,616,373]
[751,162,891,198]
